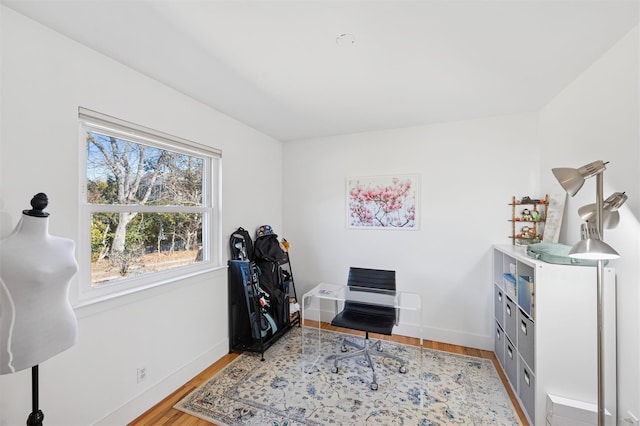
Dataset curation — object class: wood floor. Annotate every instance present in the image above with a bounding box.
[129,322,526,425]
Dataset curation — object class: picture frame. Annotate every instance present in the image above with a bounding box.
[346,174,419,229]
[542,184,567,244]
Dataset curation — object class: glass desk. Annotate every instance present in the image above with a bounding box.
[300,283,423,402]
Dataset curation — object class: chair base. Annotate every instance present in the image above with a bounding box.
[331,334,406,390]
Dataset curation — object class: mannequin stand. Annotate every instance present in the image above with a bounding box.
[26,365,44,426]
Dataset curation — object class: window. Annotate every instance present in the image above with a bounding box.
[77,108,221,304]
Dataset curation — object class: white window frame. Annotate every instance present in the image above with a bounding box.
[76,107,222,307]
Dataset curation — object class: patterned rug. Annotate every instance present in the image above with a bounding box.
[175,328,522,425]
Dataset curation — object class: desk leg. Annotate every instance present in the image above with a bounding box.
[300,294,322,374]
[419,322,425,409]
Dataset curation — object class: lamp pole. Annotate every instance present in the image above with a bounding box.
[595,172,605,426]
[552,161,623,426]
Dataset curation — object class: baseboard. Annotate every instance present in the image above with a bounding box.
[314,312,493,351]
[93,339,228,426]
[391,323,492,351]
[421,324,493,351]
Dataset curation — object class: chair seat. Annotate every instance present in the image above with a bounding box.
[330,267,402,390]
[331,308,395,335]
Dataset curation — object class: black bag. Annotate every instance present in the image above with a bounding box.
[254,234,286,263]
[253,226,289,328]
[230,227,254,261]
[255,259,289,328]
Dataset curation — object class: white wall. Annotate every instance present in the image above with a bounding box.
[539,26,639,422]
[0,7,282,426]
[283,114,539,349]
[283,24,639,423]
[2,4,637,424]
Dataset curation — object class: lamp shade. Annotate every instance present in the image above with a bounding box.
[568,222,620,260]
[578,192,627,229]
[603,191,629,210]
[552,161,607,196]
[569,239,620,260]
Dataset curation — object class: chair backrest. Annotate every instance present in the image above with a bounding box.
[343,267,397,326]
[347,267,396,292]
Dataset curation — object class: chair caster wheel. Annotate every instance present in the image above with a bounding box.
[341,346,348,352]
[370,383,378,391]
[399,366,407,374]
[331,366,338,373]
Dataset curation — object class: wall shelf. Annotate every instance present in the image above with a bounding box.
[509,195,549,245]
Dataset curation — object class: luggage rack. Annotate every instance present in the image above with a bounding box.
[279,250,301,327]
[228,231,300,361]
[228,260,294,360]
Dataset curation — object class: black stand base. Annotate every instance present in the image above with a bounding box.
[26,365,43,426]
[26,409,44,426]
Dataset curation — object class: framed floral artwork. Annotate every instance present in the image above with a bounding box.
[346,174,419,229]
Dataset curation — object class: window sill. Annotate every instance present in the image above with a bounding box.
[73,264,228,318]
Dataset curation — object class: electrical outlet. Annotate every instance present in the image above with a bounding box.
[137,367,147,384]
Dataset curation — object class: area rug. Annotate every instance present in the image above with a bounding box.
[175,328,522,425]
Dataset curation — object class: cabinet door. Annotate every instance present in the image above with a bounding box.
[517,308,535,371]
[504,296,517,343]
[495,322,505,367]
[504,338,518,387]
[518,355,535,424]
[494,284,504,327]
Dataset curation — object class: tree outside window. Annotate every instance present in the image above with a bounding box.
[80,109,219,294]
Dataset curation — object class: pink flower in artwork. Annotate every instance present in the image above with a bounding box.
[348,177,416,228]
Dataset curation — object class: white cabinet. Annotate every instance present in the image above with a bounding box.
[492,245,616,425]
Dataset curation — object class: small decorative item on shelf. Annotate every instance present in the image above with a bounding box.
[509,194,549,245]
[520,196,540,204]
[523,226,538,239]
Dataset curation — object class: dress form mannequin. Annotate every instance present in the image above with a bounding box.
[0,193,78,375]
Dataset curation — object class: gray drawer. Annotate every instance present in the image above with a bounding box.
[504,296,517,343]
[495,322,505,367]
[518,355,535,424]
[494,285,504,327]
[504,338,518,387]
[517,308,535,371]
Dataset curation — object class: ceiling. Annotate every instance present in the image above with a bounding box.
[2,1,638,142]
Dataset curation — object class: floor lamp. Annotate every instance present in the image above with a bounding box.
[552,161,626,426]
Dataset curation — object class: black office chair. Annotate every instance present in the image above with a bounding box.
[330,267,406,390]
